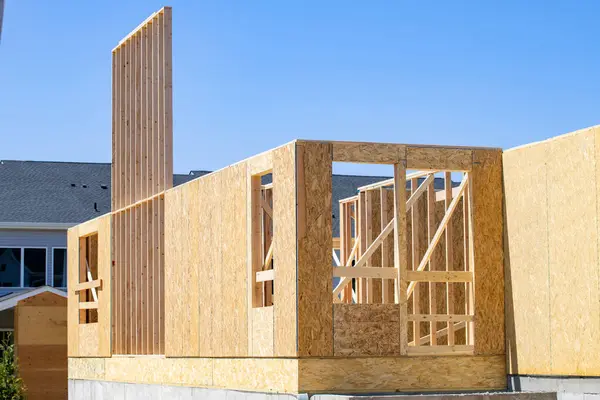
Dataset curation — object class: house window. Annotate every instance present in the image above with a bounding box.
[0,248,47,288]
[53,248,67,287]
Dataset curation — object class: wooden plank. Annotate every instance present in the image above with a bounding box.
[444,172,455,346]
[256,269,275,282]
[272,142,297,357]
[333,267,397,279]
[163,7,173,190]
[298,355,506,393]
[17,306,67,345]
[332,141,406,164]
[407,271,473,282]
[406,345,473,356]
[79,302,99,310]
[410,177,420,345]
[408,314,474,322]
[406,147,472,171]
[74,279,103,292]
[427,179,437,345]
[392,162,408,355]
[471,149,504,356]
[296,141,333,356]
[333,304,400,356]
[365,190,374,303]
[357,192,366,303]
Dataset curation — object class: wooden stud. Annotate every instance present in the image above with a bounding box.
[393,162,408,355]
[411,177,420,345]
[427,178,436,345]
[444,172,455,346]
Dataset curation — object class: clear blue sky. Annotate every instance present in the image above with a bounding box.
[1,1,599,175]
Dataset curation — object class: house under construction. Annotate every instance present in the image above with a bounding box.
[66,7,600,400]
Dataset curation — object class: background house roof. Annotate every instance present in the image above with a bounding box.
[0,160,448,236]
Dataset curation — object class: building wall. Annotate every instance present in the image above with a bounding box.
[15,291,68,400]
[504,125,600,376]
[0,229,67,294]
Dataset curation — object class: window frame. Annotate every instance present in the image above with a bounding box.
[51,247,67,289]
[0,247,48,288]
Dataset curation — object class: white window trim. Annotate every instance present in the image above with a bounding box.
[51,247,67,288]
[0,247,47,288]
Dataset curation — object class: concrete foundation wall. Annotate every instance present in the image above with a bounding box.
[509,376,600,400]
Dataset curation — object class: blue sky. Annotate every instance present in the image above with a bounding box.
[1,1,599,175]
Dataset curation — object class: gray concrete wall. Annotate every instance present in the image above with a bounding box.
[509,376,600,400]
[68,380,557,400]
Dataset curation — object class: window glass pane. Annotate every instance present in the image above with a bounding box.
[0,248,21,287]
[53,249,67,287]
[23,249,46,287]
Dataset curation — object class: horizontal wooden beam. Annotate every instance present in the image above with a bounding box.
[256,269,274,283]
[74,279,103,292]
[331,141,406,164]
[407,345,474,356]
[406,147,473,171]
[333,266,398,279]
[406,271,473,283]
[408,314,473,322]
[356,170,437,192]
[339,195,358,203]
[409,321,466,346]
[79,301,99,310]
[332,237,355,249]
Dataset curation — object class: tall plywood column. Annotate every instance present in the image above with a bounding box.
[111,7,173,355]
[296,141,333,356]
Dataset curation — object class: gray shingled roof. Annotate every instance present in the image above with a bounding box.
[0,161,447,236]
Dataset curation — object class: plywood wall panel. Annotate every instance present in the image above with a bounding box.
[220,162,248,356]
[273,143,298,357]
[164,179,200,357]
[67,226,79,357]
[471,149,504,355]
[296,141,333,356]
[547,130,600,374]
[252,306,274,357]
[503,144,551,374]
[16,293,67,400]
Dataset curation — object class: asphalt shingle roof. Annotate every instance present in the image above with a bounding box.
[0,160,449,236]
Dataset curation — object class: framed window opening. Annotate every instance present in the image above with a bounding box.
[251,172,274,308]
[78,234,100,324]
[0,247,47,288]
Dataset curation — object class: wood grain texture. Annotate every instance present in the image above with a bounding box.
[471,149,504,355]
[298,355,506,393]
[296,141,333,356]
[406,146,473,171]
[547,129,599,374]
[503,143,551,374]
[252,306,274,357]
[332,141,406,164]
[273,142,297,357]
[67,226,79,357]
[16,294,67,400]
[333,304,400,356]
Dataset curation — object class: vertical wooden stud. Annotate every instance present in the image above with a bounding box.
[411,178,420,344]
[444,171,455,346]
[427,178,437,345]
[393,162,408,355]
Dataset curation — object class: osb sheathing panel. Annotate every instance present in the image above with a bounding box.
[333,304,400,356]
[69,357,299,393]
[164,178,201,356]
[406,147,473,171]
[547,129,600,374]
[332,142,406,164]
[471,149,504,355]
[503,144,551,374]
[298,355,506,393]
[78,323,100,357]
[96,214,112,357]
[252,306,274,357]
[273,142,298,357]
[504,126,600,376]
[296,141,333,356]
[165,163,248,357]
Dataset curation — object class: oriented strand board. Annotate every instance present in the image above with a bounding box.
[332,141,406,164]
[252,306,274,357]
[406,147,473,171]
[547,129,600,375]
[299,355,506,393]
[273,142,298,357]
[296,141,333,356]
[333,304,400,356]
[78,324,100,357]
[471,149,504,355]
[69,354,504,394]
[503,144,551,374]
